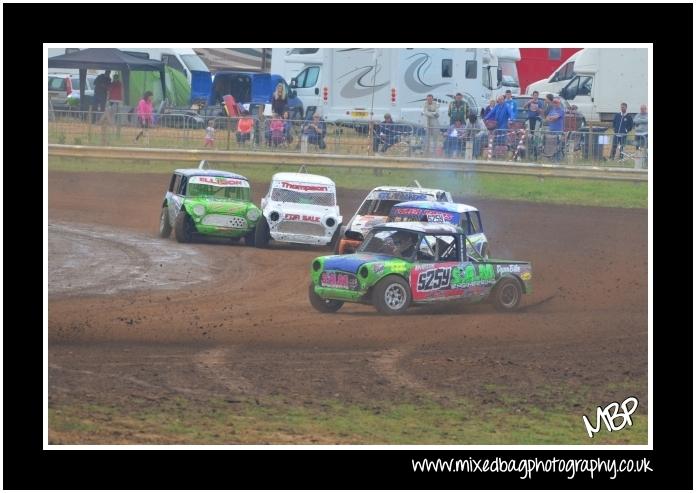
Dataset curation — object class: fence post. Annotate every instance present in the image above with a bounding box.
[226,117,231,151]
[367,121,374,156]
[87,106,93,144]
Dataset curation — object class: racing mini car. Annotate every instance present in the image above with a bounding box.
[309,222,531,315]
[255,172,342,248]
[159,161,261,244]
[335,183,453,254]
[388,201,490,259]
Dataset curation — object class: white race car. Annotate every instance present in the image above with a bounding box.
[255,172,342,248]
[335,184,453,254]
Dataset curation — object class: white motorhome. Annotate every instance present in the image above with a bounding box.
[558,48,648,122]
[490,48,521,97]
[271,48,495,127]
[527,50,582,96]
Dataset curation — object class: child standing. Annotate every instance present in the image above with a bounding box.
[204,121,215,147]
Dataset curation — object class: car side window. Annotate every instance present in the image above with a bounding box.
[177,176,188,196]
[171,174,182,194]
[417,236,436,262]
[436,235,459,262]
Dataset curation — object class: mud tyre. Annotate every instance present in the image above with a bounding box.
[159,207,172,238]
[174,211,195,243]
[372,275,411,315]
[308,283,344,313]
[254,215,270,248]
[493,277,522,311]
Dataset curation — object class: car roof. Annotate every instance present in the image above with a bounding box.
[271,172,335,185]
[174,169,249,180]
[369,186,448,195]
[392,201,478,213]
[375,222,464,235]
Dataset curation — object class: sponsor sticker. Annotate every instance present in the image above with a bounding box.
[281,181,329,192]
[496,264,522,274]
[320,271,359,290]
[190,176,248,187]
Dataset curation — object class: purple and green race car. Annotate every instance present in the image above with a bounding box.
[309,222,532,315]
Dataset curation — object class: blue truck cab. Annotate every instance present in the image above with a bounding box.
[207,72,303,119]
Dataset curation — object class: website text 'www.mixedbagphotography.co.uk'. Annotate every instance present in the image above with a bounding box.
[412,457,652,480]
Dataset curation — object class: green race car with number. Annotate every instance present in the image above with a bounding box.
[159,163,262,244]
[309,222,532,315]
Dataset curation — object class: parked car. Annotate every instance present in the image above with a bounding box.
[511,93,586,129]
[255,172,342,248]
[48,73,95,107]
[159,161,261,244]
[309,222,532,315]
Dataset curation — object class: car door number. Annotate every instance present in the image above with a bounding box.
[417,267,452,292]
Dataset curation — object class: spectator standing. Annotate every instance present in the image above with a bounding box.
[542,93,555,118]
[282,110,294,144]
[302,113,327,150]
[485,95,514,146]
[504,89,518,120]
[481,98,496,119]
[610,102,634,159]
[236,110,254,144]
[134,91,154,142]
[523,90,544,134]
[448,93,469,125]
[545,98,565,161]
[422,94,440,155]
[271,83,288,117]
[93,70,111,113]
[443,119,467,157]
[633,104,648,149]
[464,111,487,159]
[269,113,286,147]
[108,73,123,110]
[204,121,215,147]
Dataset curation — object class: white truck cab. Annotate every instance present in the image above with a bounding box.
[256,172,342,248]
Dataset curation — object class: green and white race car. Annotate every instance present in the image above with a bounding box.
[309,222,532,315]
[159,162,262,244]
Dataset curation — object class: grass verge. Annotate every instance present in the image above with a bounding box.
[48,156,647,209]
[48,392,647,445]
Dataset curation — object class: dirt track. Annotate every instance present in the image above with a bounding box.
[48,171,648,439]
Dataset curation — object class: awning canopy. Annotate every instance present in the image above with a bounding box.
[48,48,166,110]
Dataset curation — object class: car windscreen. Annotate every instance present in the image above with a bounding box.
[270,181,335,206]
[357,199,404,217]
[186,176,250,201]
[466,212,483,234]
[358,229,419,260]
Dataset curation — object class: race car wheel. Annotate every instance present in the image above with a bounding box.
[308,283,344,313]
[328,224,342,251]
[493,277,522,311]
[159,207,172,238]
[244,229,255,246]
[254,215,270,248]
[174,211,195,243]
[372,275,411,315]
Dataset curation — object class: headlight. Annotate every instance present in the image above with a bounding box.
[192,205,205,216]
[313,260,321,271]
[270,211,280,222]
[325,217,336,227]
[246,208,260,221]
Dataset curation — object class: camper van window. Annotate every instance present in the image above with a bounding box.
[442,59,453,78]
[295,67,320,88]
[65,48,80,54]
[465,60,477,79]
[549,48,561,60]
[181,54,208,72]
[289,48,319,55]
